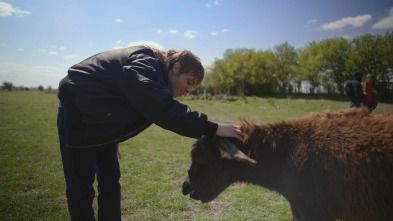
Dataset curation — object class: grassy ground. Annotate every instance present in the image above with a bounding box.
[0,91,392,221]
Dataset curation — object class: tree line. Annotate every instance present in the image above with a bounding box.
[1,81,52,92]
[202,32,393,101]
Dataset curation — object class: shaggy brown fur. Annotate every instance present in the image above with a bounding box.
[184,108,393,221]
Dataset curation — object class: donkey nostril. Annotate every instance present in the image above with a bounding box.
[182,181,192,195]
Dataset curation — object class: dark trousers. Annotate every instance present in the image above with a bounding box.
[349,101,361,108]
[57,105,121,221]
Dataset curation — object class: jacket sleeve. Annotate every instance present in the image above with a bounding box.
[118,52,217,138]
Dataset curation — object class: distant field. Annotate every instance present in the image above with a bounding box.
[0,91,392,220]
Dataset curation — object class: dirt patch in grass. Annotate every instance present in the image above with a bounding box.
[376,103,393,112]
[123,207,151,219]
[17,187,39,196]
[208,200,231,218]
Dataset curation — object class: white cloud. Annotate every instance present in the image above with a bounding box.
[127,41,164,50]
[114,41,126,49]
[17,48,23,51]
[156,29,163,34]
[184,30,198,39]
[0,2,31,17]
[321,14,372,30]
[305,19,318,27]
[63,55,76,59]
[0,63,62,88]
[38,45,66,55]
[343,35,352,40]
[168,30,178,34]
[372,7,393,29]
[206,1,221,8]
[209,29,227,37]
[114,18,125,23]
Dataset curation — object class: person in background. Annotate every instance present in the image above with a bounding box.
[349,71,364,108]
[57,46,243,221]
[363,74,378,113]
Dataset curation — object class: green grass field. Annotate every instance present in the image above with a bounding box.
[1,91,392,221]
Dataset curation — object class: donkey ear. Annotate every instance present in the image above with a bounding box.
[217,138,257,165]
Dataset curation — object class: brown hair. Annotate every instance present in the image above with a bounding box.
[152,48,205,85]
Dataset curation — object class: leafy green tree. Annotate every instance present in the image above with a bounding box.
[204,59,227,95]
[245,51,271,95]
[252,50,280,95]
[318,38,351,94]
[297,41,324,94]
[225,48,255,98]
[38,85,44,91]
[349,34,384,80]
[379,32,393,82]
[273,42,298,93]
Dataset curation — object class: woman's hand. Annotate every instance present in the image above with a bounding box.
[216,124,243,141]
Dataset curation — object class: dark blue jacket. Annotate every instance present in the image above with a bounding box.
[350,71,364,107]
[58,46,217,148]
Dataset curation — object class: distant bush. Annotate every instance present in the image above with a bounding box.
[2,81,13,91]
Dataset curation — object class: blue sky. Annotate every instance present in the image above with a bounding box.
[1,0,392,88]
